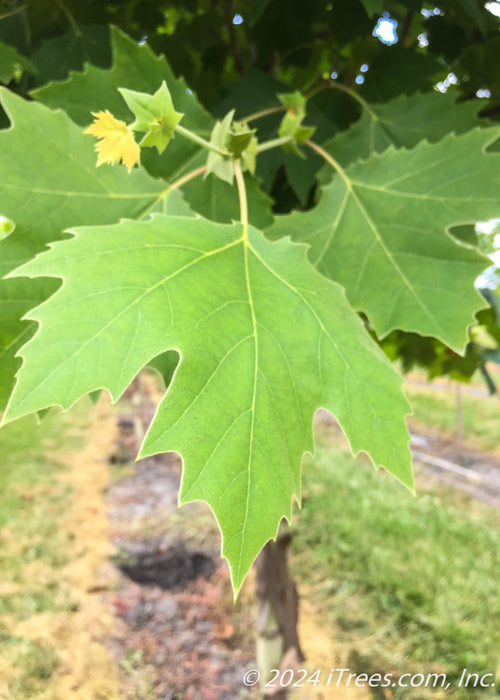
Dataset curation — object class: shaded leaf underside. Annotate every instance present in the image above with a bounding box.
[1,29,496,592]
[4,216,411,590]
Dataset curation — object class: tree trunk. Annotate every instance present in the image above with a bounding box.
[255,520,304,698]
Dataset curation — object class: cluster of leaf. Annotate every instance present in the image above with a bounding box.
[1,4,500,590]
[2,1,500,204]
[2,1,500,109]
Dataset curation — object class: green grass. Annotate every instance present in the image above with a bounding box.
[0,409,82,698]
[0,631,59,698]
[293,423,500,698]
[405,380,500,451]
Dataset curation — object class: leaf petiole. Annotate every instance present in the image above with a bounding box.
[167,165,207,191]
[256,135,294,153]
[234,160,248,239]
[305,139,349,185]
[175,123,229,157]
[307,81,378,121]
[244,105,285,123]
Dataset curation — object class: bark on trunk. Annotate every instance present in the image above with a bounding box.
[255,520,304,698]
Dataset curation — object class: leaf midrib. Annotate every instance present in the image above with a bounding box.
[236,231,259,584]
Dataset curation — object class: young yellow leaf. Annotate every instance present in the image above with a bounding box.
[85,110,140,171]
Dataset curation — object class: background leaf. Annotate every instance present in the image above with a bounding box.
[359,47,444,102]
[0,39,36,83]
[320,90,483,171]
[268,128,500,350]
[31,25,111,85]
[32,26,211,135]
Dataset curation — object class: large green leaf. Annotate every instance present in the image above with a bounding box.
[0,88,187,409]
[268,128,500,351]
[3,215,411,590]
[321,90,482,171]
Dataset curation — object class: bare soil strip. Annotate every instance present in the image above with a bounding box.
[4,400,121,699]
